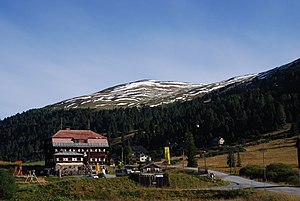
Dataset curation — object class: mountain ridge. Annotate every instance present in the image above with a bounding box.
[47,74,258,110]
[46,58,300,111]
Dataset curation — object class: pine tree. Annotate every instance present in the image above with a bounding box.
[227,150,235,171]
[296,114,300,131]
[184,132,198,167]
[290,122,299,136]
[125,141,133,164]
[276,104,286,128]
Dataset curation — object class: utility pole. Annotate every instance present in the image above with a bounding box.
[121,131,124,165]
[261,142,267,189]
[229,150,232,174]
[234,152,236,175]
[296,136,300,178]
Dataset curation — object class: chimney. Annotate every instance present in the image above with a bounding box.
[66,127,71,131]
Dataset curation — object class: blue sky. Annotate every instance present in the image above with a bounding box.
[0,0,300,119]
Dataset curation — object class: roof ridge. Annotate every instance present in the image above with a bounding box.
[51,129,107,140]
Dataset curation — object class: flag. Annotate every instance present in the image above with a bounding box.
[164,147,170,165]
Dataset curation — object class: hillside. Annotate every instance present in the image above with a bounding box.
[46,58,299,111]
[47,75,257,110]
[200,126,298,173]
[0,58,300,162]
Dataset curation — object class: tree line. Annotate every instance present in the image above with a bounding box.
[0,60,300,162]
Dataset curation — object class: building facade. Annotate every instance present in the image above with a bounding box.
[45,128,109,175]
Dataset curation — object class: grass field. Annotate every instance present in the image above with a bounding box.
[197,127,298,174]
[13,173,299,201]
[12,172,230,201]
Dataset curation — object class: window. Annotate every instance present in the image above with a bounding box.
[55,149,58,152]
[78,149,80,152]
[80,158,83,161]
[103,149,106,152]
[63,158,68,161]
[56,158,59,162]
[90,158,93,162]
[72,158,77,162]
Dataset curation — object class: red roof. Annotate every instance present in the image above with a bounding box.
[52,129,107,140]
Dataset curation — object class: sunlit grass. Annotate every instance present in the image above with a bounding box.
[197,125,298,174]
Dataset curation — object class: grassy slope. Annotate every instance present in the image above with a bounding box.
[198,126,298,173]
[13,173,229,201]
[13,175,300,201]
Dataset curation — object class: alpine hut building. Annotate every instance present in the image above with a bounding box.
[45,128,109,176]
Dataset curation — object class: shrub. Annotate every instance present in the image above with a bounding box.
[0,169,17,199]
[239,165,264,179]
[266,163,298,183]
[286,175,300,186]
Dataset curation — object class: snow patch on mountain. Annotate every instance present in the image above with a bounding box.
[48,74,258,110]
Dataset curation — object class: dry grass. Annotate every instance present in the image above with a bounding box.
[197,136,298,173]
[245,190,300,201]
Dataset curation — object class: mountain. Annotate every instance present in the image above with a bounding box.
[46,58,300,111]
[47,75,258,110]
[1,58,300,162]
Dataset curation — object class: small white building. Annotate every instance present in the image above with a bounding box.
[218,137,225,146]
[140,153,151,163]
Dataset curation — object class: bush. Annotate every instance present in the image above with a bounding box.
[0,169,17,199]
[266,163,298,183]
[239,165,264,179]
[240,163,299,185]
[286,175,300,186]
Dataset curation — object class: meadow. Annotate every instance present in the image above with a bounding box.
[12,172,299,201]
[200,136,298,174]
